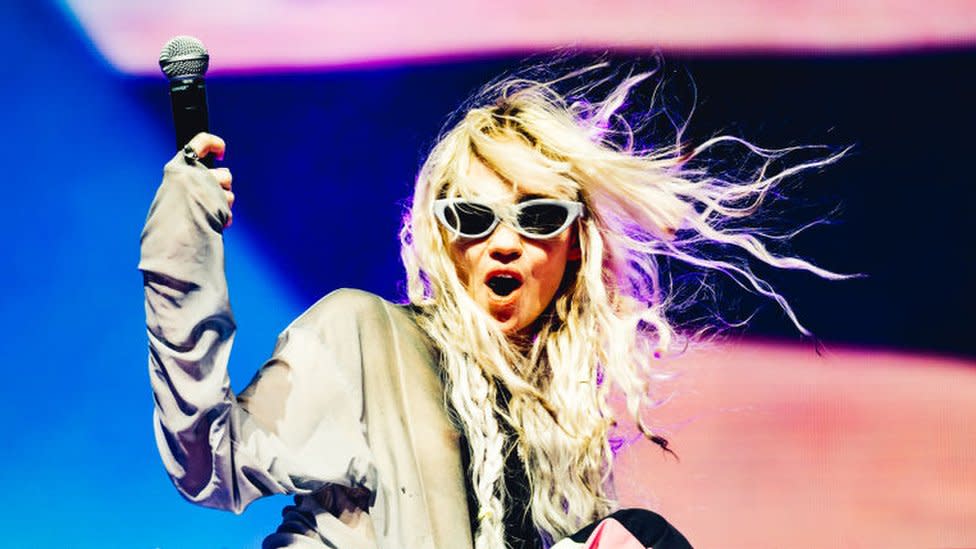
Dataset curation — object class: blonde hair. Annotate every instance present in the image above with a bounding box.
[399,60,846,547]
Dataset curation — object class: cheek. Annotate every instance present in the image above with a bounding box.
[528,243,572,300]
[450,241,481,287]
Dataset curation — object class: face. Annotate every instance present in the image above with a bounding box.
[447,153,581,335]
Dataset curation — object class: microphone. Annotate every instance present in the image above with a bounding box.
[159,36,213,167]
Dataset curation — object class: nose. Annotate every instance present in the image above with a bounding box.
[487,223,522,263]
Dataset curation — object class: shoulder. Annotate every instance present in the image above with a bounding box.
[277,289,436,370]
[290,288,420,334]
[311,288,390,313]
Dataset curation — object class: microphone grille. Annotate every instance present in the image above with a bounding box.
[159,35,210,79]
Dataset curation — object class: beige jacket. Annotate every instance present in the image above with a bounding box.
[140,153,472,548]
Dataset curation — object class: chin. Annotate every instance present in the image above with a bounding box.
[491,316,521,335]
[478,294,538,335]
[484,310,527,335]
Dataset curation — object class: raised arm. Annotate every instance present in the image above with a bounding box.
[139,134,375,513]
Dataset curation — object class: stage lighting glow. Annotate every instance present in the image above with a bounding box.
[62,0,976,74]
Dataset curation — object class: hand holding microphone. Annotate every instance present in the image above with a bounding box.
[159,36,214,165]
[160,36,234,227]
[185,132,235,228]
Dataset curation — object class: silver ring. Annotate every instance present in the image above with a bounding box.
[182,144,199,163]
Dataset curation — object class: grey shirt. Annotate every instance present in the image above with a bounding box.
[140,153,473,548]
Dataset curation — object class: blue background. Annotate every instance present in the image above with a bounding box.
[1,2,973,547]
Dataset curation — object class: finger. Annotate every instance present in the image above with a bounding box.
[186,132,226,161]
[223,191,234,229]
[210,167,232,190]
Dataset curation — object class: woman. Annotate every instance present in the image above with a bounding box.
[140,62,841,548]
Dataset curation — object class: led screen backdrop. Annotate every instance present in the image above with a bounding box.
[1,2,973,547]
[65,0,976,73]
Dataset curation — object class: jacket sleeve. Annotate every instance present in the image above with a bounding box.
[139,153,376,513]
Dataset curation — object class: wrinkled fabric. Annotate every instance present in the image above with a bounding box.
[140,153,472,548]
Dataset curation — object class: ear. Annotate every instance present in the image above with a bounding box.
[568,244,582,261]
[567,227,582,261]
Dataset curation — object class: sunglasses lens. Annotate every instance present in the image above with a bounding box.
[518,203,571,236]
[443,202,496,236]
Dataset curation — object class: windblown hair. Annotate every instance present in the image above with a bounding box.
[399,59,846,548]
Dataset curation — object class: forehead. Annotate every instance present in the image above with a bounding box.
[449,139,577,202]
[461,156,515,202]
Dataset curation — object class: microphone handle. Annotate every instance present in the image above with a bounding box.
[168,75,213,168]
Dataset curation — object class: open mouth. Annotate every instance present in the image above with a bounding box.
[486,274,523,297]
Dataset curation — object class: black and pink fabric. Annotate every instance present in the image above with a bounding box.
[553,509,693,549]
